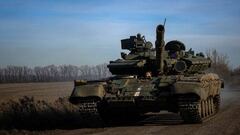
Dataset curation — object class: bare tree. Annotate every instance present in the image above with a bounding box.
[206,49,231,80]
[0,64,111,83]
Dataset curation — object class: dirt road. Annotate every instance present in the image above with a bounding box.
[0,82,239,135]
[56,89,240,135]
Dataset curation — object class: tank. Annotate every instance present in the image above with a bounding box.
[69,24,224,124]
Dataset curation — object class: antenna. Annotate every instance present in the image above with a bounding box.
[163,18,166,27]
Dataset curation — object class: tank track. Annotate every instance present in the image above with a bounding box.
[78,100,104,127]
[75,95,221,125]
[179,95,220,123]
[179,101,201,123]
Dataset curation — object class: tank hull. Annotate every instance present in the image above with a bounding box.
[69,73,223,123]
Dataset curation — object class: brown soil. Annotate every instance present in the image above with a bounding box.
[0,82,239,135]
[0,82,73,103]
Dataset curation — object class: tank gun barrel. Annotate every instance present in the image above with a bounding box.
[155,24,165,73]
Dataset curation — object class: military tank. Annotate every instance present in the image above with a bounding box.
[69,24,224,124]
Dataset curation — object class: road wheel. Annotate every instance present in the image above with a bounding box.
[210,97,214,114]
[201,100,205,118]
[208,98,212,115]
[205,100,209,116]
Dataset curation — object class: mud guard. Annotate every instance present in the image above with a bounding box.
[173,81,220,100]
[70,84,105,99]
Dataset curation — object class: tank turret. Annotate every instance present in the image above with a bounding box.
[108,25,211,76]
[163,40,211,74]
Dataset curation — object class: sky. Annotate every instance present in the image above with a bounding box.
[0,0,240,68]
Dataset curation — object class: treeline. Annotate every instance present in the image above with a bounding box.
[206,49,240,85]
[0,64,111,83]
[206,49,231,80]
[231,65,240,86]
[0,49,239,84]
[232,66,240,75]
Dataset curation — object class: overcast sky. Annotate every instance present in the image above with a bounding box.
[0,0,240,68]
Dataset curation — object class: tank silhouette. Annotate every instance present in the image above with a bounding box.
[69,24,224,124]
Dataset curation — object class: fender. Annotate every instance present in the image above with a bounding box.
[70,83,105,99]
[173,81,221,100]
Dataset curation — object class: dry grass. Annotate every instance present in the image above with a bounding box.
[0,82,105,131]
[0,96,85,130]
